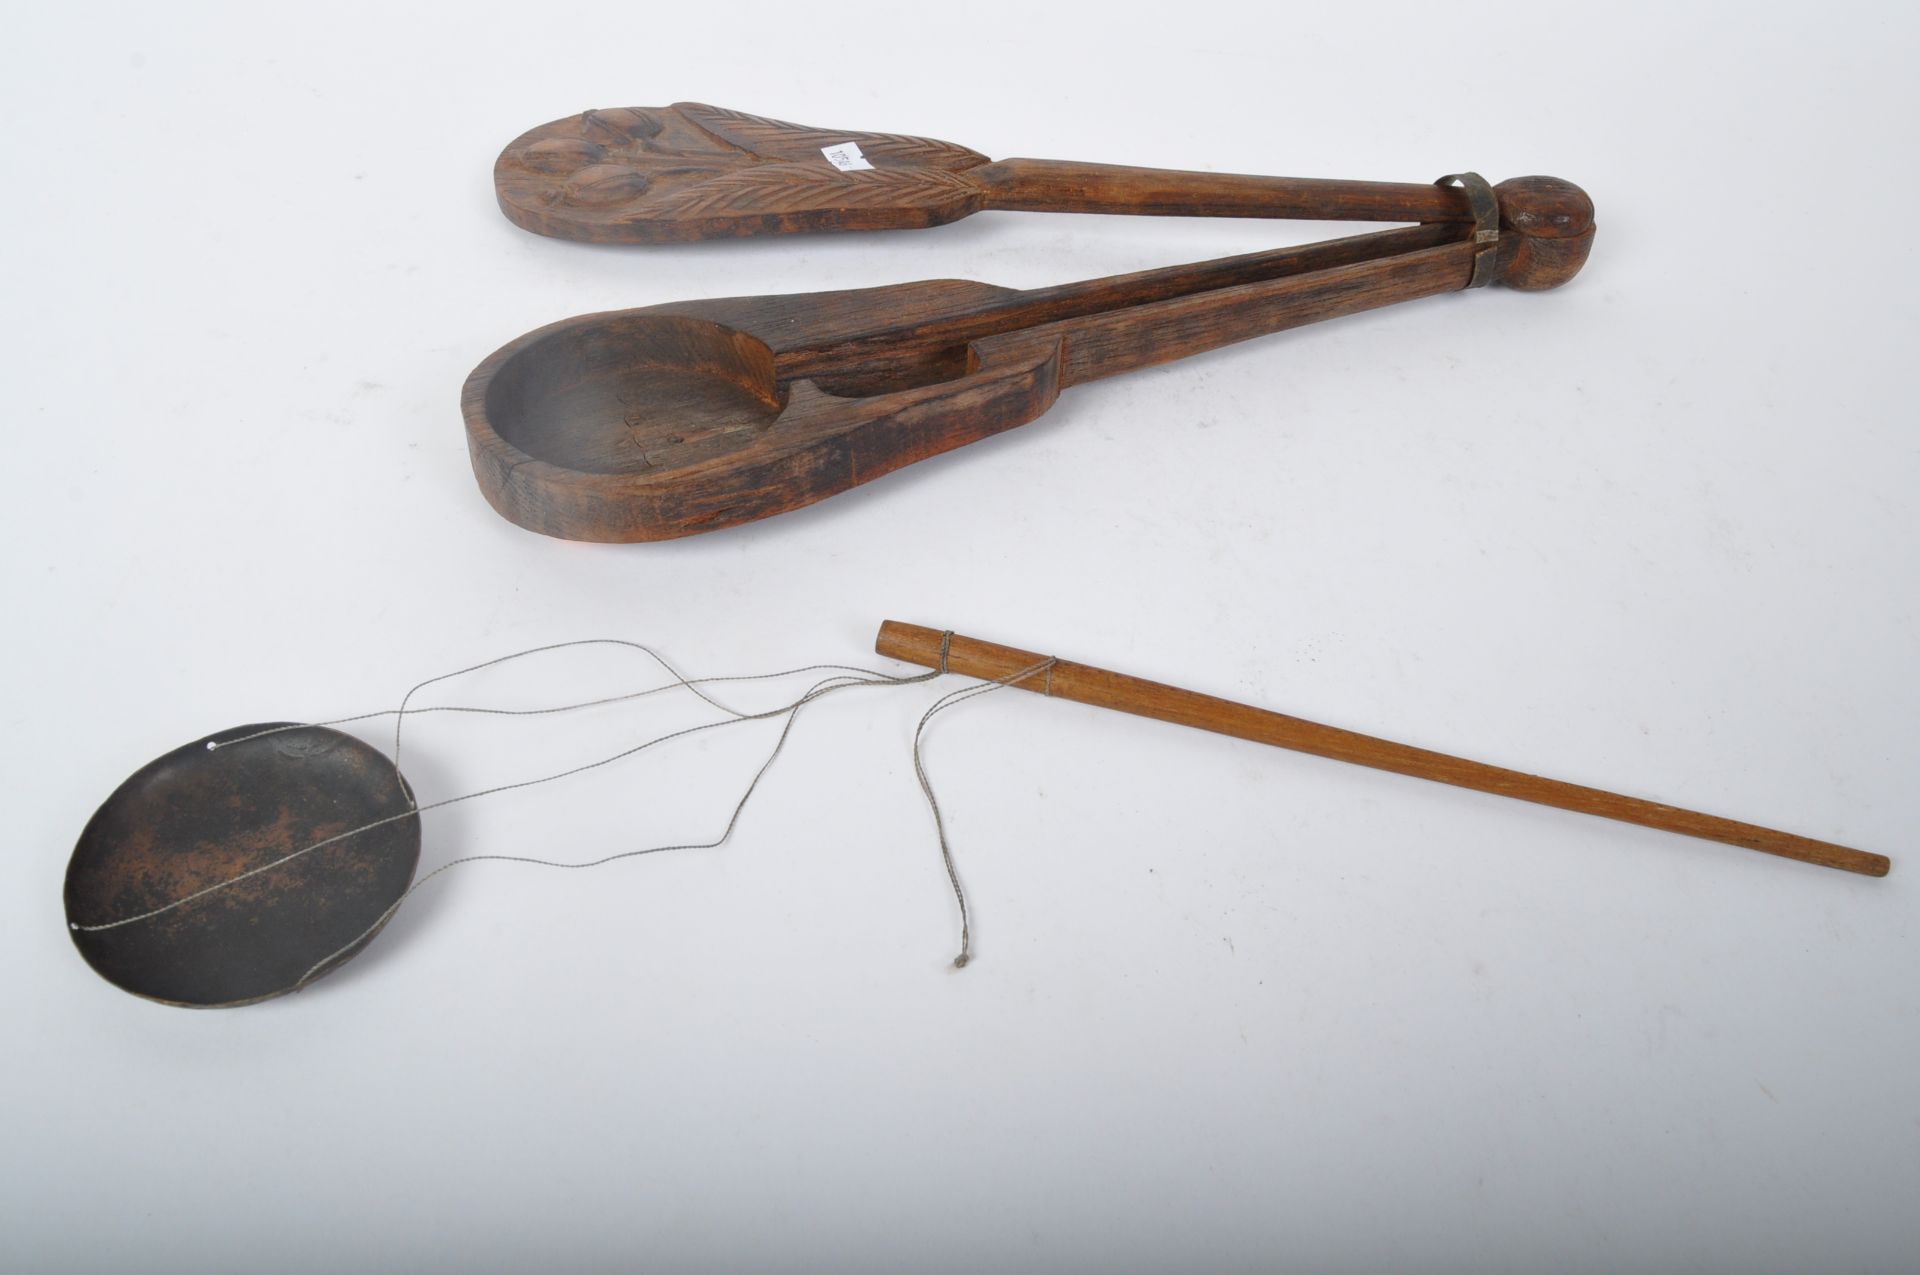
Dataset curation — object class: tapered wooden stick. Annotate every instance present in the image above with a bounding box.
[875,622,1890,878]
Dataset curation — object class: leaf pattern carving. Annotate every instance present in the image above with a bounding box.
[674,102,989,170]
[652,163,983,221]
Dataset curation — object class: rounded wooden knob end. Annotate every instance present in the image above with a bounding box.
[1496,176,1594,239]
[1492,176,1596,291]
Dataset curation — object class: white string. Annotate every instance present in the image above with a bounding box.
[288,668,905,990]
[910,657,1056,968]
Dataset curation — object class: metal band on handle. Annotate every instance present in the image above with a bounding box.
[1436,172,1500,288]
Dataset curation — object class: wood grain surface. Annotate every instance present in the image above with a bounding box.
[495,102,1596,250]
[874,621,1893,878]
[465,186,1591,543]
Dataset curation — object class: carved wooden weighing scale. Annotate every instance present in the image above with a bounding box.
[66,621,1891,1007]
[466,104,1593,540]
[64,106,1892,1010]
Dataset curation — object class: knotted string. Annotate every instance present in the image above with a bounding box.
[73,632,1054,981]
[911,654,1056,968]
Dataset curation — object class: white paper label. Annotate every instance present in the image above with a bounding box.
[821,142,873,172]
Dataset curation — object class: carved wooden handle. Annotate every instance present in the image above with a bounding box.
[875,621,1891,878]
[974,159,1474,222]
[495,102,1595,271]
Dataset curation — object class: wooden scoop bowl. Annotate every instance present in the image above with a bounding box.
[463,182,1593,542]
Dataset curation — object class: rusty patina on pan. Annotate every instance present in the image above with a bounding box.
[65,724,420,1007]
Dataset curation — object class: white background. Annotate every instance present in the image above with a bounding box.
[4,3,1916,1270]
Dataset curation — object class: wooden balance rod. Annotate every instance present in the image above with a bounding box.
[875,622,1891,878]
